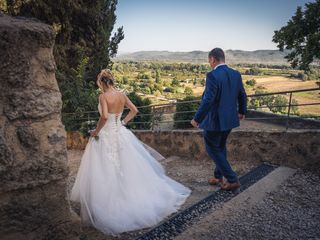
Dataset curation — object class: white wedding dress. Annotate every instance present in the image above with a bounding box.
[70,104,191,235]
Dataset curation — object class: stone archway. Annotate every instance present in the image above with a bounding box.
[0,15,80,240]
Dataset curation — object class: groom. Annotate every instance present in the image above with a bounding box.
[191,48,247,191]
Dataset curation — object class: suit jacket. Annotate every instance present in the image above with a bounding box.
[194,65,247,131]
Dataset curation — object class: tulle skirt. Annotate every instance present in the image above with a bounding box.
[70,127,191,235]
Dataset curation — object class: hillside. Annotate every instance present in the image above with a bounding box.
[115,50,290,64]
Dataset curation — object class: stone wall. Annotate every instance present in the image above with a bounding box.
[0,15,79,240]
[67,129,320,170]
[134,129,320,170]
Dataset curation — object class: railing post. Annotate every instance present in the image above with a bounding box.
[286,92,293,130]
[151,105,155,131]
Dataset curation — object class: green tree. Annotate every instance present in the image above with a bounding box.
[245,79,257,87]
[122,76,129,84]
[125,92,152,130]
[245,68,262,75]
[291,99,299,115]
[269,95,288,113]
[155,70,162,84]
[193,78,197,86]
[59,57,100,132]
[154,90,161,97]
[184,86,193,95]
[171,78,180,86]
[1,0,124,130]
[174,96,201,129]
[273,0,320,71]
[1,0,124,81]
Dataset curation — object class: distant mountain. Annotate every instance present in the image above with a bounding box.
[114,50,290,65]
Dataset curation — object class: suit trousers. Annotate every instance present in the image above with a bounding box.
[203,130,238,183]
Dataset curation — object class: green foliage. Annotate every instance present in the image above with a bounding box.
[245,68,262,75]
[305,68,320,80]
[143,87,151,94]
[193,78,197,85]
[125,92,152,130]
[1,0,125,133]
[291,99,299,115]
[273,0,320,71]
[174,95,201,129]
[184,86,193,95]
[2,0,124,81]
[79,120,97,138]
[290,72,307,80]
[245,79,257,87]
[155,70,162,84]
[269,95,288,113]
[137,72,151,79]
[122,76,129,84]
[290,68,320,80]
[249,90,273,111]
[59,57,100,131]
[249,90,297,115]
[164,86,178,93]
[171,78,180,87]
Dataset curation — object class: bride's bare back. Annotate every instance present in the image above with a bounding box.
[99,88,138,125]
[103,89,126,114]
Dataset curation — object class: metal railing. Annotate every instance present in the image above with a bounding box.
[62,88,320,131]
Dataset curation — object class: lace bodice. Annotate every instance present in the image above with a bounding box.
[97,103,124,176]
[98,103,123,132]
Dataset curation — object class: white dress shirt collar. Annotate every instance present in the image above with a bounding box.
[214,63,226,70]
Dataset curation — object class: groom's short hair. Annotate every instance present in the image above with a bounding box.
[208,48,225,62]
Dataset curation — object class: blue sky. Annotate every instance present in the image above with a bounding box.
[114,0,312,52]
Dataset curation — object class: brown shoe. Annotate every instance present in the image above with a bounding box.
[221,181,241,191]
[208,177,223,186]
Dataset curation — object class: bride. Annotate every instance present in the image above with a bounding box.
[70,69,191,235]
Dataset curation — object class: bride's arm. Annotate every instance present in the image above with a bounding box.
[122,94,139,125]
[91,94,108,137]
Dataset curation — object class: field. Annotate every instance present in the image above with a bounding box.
[112,62,320,118]
[250,76,319,116]
[189,75,320,116]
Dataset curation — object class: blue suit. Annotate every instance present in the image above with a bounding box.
[194,64,247,183]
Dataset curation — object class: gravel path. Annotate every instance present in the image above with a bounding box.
[176,170,320,240]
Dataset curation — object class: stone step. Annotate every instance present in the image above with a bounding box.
[136,164,296,240]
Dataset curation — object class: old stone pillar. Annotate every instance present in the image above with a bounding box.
[0,15,80,240]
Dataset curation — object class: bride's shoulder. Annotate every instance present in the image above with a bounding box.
[99,92,108,99]
[116,89,128,99]
[117,88,128,95]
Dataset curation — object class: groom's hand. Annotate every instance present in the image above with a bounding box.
[190,119,199,128]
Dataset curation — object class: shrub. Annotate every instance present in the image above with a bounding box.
[125,92,152,130]
[245,68,262,75]
[171,78,180,86]
[245,79,257,87]
[184,86,193,95]
[269,95,288,113]
[174,95,201,129]
[291,99,299,115]
[79,120,97,138]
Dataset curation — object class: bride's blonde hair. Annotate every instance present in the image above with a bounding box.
[97,69,115,91]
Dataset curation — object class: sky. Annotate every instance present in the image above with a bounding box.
[113,0,312,53]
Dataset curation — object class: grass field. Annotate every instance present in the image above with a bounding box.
[188,75,320,116]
